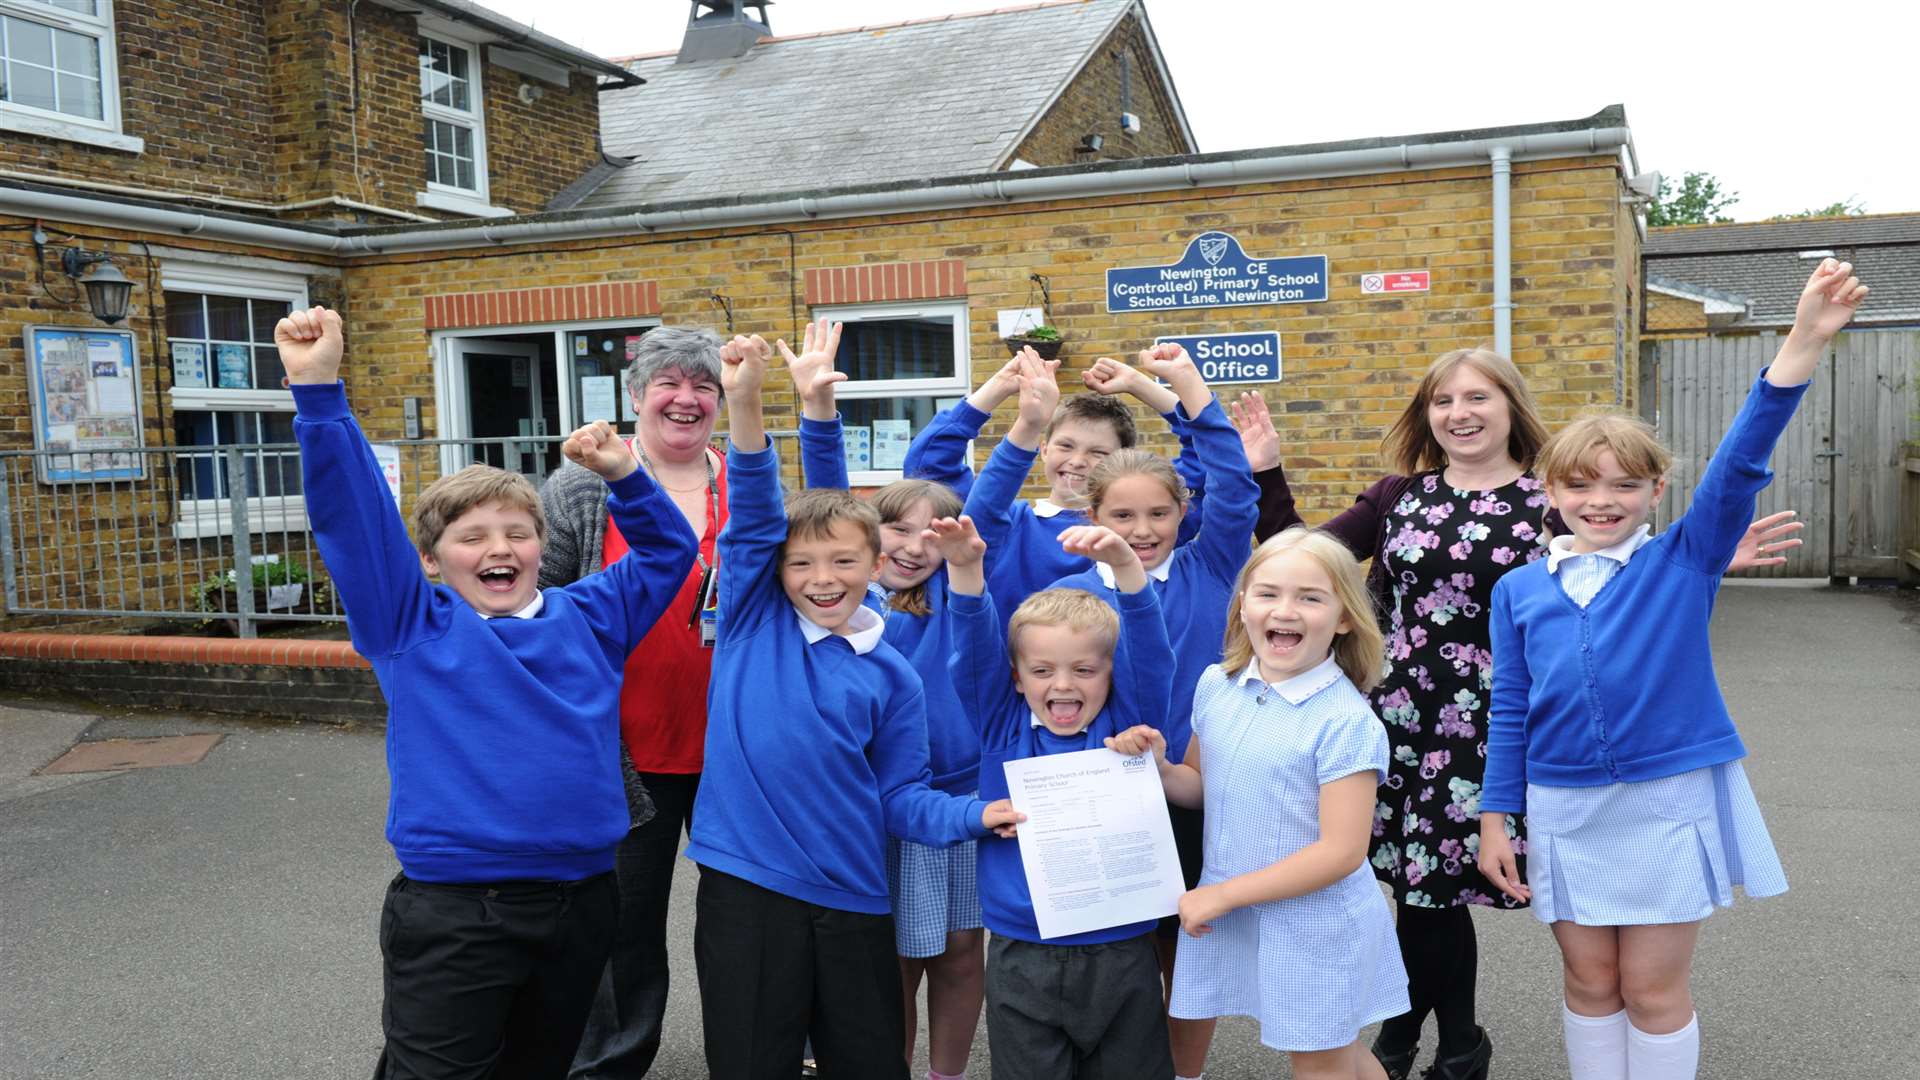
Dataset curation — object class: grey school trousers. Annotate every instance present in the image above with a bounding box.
[984,931,1174,1080]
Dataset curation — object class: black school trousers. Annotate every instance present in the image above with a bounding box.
[694,866,907,1080]
[373,870,617,1080]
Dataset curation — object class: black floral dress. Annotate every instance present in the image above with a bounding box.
[1368,471,1549,909]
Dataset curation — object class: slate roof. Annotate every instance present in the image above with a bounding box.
[574,0,1176,210]
[1645,214,1920,327]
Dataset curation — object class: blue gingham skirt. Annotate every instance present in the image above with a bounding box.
[886,835,982,958]
[1524,761,1787,926]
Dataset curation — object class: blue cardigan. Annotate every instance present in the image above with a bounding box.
[686,442,989,914]
[292,382,697,883]
[949,585,1174,944]
[1045,397,1259,762]
[1482,373,1809,814]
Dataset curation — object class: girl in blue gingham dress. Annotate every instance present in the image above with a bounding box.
[1108,527,1409,1079]
[1477,261,1867,1080]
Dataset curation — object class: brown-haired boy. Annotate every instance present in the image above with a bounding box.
[685,331,1021,1079]
[277,307,698,1080]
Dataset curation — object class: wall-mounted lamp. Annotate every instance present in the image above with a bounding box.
[31,224,133,324]
[1076,133,1104,155]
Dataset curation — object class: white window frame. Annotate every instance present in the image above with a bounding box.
[812,299,972,485]
[416,29,502,216]
[161,260,309,538]
[0,0,141,151]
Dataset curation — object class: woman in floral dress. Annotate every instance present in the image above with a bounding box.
[1232,350,1794,1080]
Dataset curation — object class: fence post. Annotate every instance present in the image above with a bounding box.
[224,446,256,639]
[0,465,14,614]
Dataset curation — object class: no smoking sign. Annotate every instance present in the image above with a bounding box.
[1360,270,1430,295]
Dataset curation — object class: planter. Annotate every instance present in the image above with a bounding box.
[1003,336,1063,362]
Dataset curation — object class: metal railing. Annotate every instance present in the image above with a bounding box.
[0,432,802,637]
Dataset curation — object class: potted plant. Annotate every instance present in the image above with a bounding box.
[192,557,335,629]
[1003,324,1064,361]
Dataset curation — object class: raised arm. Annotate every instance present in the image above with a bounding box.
[281,307,430,661]
[785,318,852,490]
[958,349,1058,564]
[1085,354,1207,543]
[900,356,1023,496]
[715,337,787,638]
[1142,346,1257,583]
[930,516,1022,744]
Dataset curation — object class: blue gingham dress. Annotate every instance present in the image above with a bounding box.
[1169,659,1410,1052]
[1525,543,1789,926]
[886,836,982,957]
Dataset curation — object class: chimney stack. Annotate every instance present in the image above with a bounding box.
[678,0,773,64]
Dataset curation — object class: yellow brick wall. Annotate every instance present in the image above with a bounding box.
[1013,13,1192,166]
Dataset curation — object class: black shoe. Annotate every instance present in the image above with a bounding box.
[1421,1026,1492,1080]
[1371,1037,1419,1080]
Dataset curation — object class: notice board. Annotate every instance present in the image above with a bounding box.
[25,325,146,484]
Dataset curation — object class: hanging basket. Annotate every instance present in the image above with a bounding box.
[1003,335,1064,362]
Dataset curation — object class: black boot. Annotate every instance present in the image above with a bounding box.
[1420,1026,1492,1080]
[1370,1037,1419,1080]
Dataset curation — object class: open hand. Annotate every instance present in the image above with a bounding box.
[1103,723,1167,762]
[975,355,1025,409]
[719,334,771,399]
[1014,347,1062,429]
[777,317,846,413]
[274,306,344,385]
[563,420,636,482]
[982,798,1026,838]
[1058,524,1138,569]
[923,515,986,569]
[1177,884,1230,938]
[1227,391,1280,472]
[1477,815,1531,904]
[1729,510,1803,571]
[1793,258,1868,342]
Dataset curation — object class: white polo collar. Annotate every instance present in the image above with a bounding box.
[479,591,545,620]
[796,602,885,655]
[1546,524,1652,574]
[1234,653,1343,705]
[1033,498,1073,519]
[1094,557,1173,588]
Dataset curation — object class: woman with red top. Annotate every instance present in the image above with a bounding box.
[539,325,728,1080]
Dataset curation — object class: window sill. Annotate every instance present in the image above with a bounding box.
[0,110,143,153]
[173,497,309,540]
[415,190,513,218]
[171,387,295,411]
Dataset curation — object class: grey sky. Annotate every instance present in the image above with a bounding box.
[483,0,1917,222]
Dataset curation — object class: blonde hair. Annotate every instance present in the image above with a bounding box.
[1007,588,1120,662]
[782,488,880,552]
[1535,410,1673,486]
[1381,348,1551,475]
[1087,449,1189,515]
[1222,528,1384,692]
[411,464,547,555]
[870,478,962,617]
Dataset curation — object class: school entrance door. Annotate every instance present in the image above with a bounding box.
[444,337,560,481]
[1640,330,1917,581]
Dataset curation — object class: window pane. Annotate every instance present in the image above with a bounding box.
[166,292,206,340]
[839,397,948,472]
[9,62,56,112]
[253,345,285,390]
[838,317,958,382]
[10,19,54,68]
[455,154,474,192]
[53,26,96,76]
[453,124,472,161]
[250,298,290,342]
[55,71,99,118]
[33,1,99,16]
[205,294,248,342]
[443,43,469,110]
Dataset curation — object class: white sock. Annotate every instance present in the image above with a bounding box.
[928,1072,966,1080]
[1627,1014,1699,1080]
[1174,1074,1204,1080]
[1563,1004,1629,1080]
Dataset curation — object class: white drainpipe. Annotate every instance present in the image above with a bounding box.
[1489,145,1513,358]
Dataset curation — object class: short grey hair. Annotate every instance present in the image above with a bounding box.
[626,325,725,400]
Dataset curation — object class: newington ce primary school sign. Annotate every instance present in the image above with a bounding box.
[1109,232,1327,385]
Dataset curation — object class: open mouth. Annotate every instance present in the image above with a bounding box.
[478,566,520,593]
[1582,514,1624,528]
[1448,425,1484,440]
[1130,541,1160,560]
[888,557,924,577]
[805,590,848,610]
[1265,628,1304,653]
[664,411,703,427]
[1045,698,1084,726]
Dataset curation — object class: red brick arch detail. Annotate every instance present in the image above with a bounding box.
[803,259,967,306]
[423,281,662,330]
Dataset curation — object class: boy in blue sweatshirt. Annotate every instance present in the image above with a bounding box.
[930,512,1178,1080]
[277,307,698,1080]
[685,330,1022,1080]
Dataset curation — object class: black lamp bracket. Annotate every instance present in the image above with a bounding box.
[61,247,117,279]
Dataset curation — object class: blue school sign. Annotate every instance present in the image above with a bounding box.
[1107,232,1328,313]
[1153,331,1281,384]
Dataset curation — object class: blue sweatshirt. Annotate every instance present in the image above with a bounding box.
[1046,398,1258,762]
[292,382,697,883]
[799,415,981,793]
[1482,373,1810,814]
[686,441,990,914]
[949,585,1174,944]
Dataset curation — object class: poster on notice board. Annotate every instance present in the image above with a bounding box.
[26,325,146,484]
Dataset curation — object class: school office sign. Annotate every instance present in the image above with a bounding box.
[1154,331,1281,384]
[1107,232,1328,313]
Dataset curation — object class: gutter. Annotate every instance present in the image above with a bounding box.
[0,126,1631,259]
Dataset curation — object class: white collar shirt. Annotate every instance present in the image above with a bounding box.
[1233,653,1344,705]
[795,602,885,655]
[478,591,546,620]
[1546,524,1654,608]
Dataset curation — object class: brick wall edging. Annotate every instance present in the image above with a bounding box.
[0,633,370,670]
